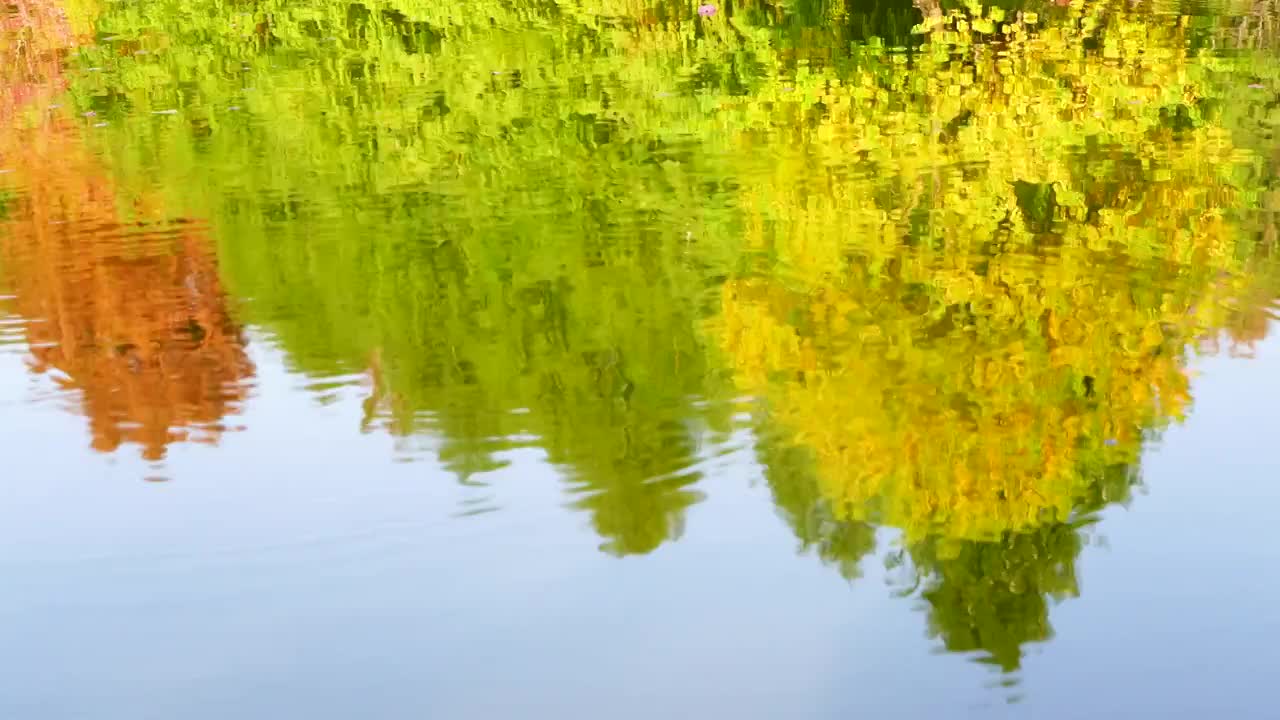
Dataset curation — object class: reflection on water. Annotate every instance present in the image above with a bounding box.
[4,0,1280,698]
[711,5,1280,668]
[0,4,252,459]
[0,123,253,461]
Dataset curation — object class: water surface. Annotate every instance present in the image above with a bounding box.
[2,0,1280,717]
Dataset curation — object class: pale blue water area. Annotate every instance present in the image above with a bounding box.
[2,326,1278,718]
[6,1,1280,716]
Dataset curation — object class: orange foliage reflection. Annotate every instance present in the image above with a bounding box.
[1,0,253,460]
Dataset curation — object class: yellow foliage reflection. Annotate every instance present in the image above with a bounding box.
[716,6,1280,542]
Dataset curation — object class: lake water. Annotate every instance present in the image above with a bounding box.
[2,1,1279,717]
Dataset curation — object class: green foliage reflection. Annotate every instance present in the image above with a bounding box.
[30,0,1280,673]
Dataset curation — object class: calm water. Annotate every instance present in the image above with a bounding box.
[3,0,1280,717]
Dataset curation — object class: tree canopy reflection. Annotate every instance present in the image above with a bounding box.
[0,0,252,460]
[10,0,1280,674]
